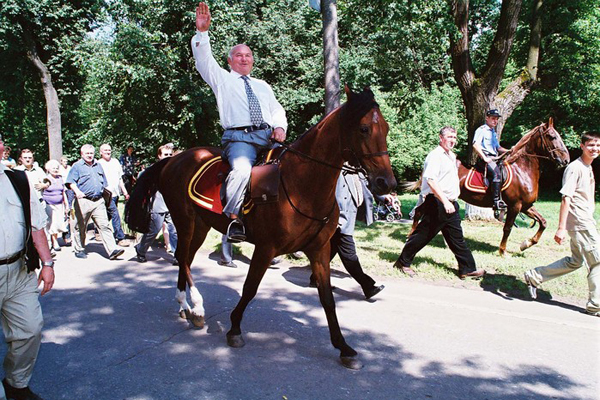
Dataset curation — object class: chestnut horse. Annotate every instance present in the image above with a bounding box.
[408,119,569,255]
[126,87,396,369]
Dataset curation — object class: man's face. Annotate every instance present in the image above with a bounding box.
[127,147,134,156]
[20,152,34,168]
[581,138,600,161]
[158,148,173,160]
[227,45,254,76]
[60,158,68,167]
[440,131,457,152]
[486,115,499,129]
[100,146,112,161]
[81,147,95,164]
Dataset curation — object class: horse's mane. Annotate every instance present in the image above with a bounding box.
[502,123,545,164]
[290,88,378,146]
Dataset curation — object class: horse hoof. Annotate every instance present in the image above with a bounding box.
[520,240,532,251]
[190,314,205,328]
[179,309,205,328]
[227,334,245,348]
[340,356,363,370]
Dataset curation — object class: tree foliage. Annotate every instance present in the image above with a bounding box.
[0,0,598,176]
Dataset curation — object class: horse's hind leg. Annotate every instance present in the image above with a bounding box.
[175,215,211,328]
[307,245,361,370]
[226,249,273,348]
[520,206,547,251]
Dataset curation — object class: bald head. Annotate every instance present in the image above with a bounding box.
[227,44,254,76]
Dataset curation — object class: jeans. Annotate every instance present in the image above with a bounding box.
[108,196,126,241]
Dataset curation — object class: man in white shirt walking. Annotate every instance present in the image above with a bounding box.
[191,2,287,243]
[394,127,485,279]
[98,143,130,247]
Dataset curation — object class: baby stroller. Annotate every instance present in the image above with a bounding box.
[373,198,402,222]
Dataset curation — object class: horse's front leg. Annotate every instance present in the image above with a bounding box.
[520,206,547,251]
[308,244,361,370]
[226,249,272,348]
[176,267,205,328]
[499,206,520,256]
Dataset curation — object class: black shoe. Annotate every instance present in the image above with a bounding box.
[226,219,246,243]
[459,269,486,280]
[364,284,385,300]
[218,260,238,268]
[172,259,179,266]
[2,379,43,400]
[74,251,87,259]
[493,199,507,210]
[109,248,125,260]
[134,246,147,263]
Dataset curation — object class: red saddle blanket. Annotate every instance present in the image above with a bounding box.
[188,156,230,214]
[188,149,281,214]
[464,163,513,194]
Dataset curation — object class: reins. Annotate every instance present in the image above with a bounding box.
[265,101,388,249]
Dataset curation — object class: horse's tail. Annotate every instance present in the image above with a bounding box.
[399,177,422,193]
[125,158,169,233]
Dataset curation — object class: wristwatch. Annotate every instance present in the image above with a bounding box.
[42,261,55,268]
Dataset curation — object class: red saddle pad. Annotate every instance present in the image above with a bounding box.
[464,163,513,194]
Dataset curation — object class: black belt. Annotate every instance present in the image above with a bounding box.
[0,249,25,266]
[86,195,102,201]
[229,123,271,133]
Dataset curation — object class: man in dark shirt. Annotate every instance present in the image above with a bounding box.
[119,145,138,195]
[66,144,124,260]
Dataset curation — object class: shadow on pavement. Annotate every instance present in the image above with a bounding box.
[0,257,587,400]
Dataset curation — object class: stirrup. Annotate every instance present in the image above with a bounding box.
[226,219,246,243]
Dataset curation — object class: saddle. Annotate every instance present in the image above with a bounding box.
[188,147,284,215]
[464,162,513,194]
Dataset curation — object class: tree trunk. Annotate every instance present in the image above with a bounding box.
[450,0,545,220]
[321,0,340,114]
[21,23,63,160]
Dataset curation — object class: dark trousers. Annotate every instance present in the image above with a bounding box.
[311,228,376,292]
[398,195,476,275]
[107,196,126,241]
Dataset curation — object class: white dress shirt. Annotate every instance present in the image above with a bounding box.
[421,146,460,201]
[191,31,287,132]
[98,158,124,197]
[0,163,47,258]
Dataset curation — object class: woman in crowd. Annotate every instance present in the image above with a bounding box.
[43,159,68,251]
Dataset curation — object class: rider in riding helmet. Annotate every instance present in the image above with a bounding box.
[472,109,509,212]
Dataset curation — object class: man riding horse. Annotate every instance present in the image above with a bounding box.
[472,109,509,213]
[191,2,287,243]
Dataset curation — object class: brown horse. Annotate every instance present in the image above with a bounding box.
[126,87,396,369]
[408,119,570,255]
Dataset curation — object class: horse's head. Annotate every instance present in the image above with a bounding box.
[340,86,397,195]
[539,118,570,167]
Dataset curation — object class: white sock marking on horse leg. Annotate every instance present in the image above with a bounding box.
[175,289,191,312]
[189,286,205,316]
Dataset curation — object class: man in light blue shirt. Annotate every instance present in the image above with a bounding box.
[472,109,509,212]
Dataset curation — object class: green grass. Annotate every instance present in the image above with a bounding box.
[197,193,598,303]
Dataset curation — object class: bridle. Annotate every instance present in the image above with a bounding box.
[271,103,389,249]
[504,124,565,164]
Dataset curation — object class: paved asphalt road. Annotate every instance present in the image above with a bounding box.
[1,239,598,400]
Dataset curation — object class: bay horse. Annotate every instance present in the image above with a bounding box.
[126,87,396,369]
[408,119,569,255]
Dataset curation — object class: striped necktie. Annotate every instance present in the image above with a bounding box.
[241,76,264,126]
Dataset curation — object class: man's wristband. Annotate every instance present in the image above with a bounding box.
[42,261,55,268]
